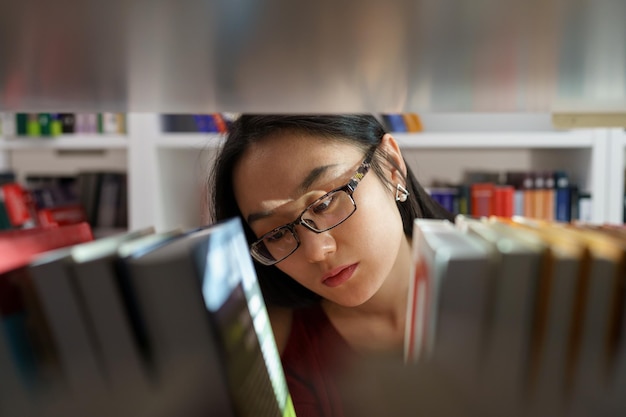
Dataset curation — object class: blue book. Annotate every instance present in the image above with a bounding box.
[193,114,219,133]
[382,114,408,132]
[554,171,571,222]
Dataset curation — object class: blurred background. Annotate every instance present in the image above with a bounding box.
[1,0,625,113]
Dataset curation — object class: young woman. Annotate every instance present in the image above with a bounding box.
[209,115,453,417]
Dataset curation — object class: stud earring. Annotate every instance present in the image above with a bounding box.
[395,184,409,202]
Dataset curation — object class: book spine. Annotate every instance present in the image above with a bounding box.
[471,183,495,217]
[554,171,571,222]
[382,114,408,132]
[26,114,40,137]
[37,114,51,137]
[15,114,28,136]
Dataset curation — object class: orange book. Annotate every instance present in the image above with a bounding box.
[402,113,424,132]
[522,172,536,218]
[541,171,556,221]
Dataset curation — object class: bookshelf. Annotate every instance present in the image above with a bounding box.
[1,113,624,232]
[0,135,128,150]
[608,128,626,223]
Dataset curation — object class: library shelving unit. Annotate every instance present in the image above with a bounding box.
[1,113,623,232]
[394,128,610,224]
[608,128,626,223]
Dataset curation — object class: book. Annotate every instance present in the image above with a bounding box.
[1,182,34,228]
[560,226,626,413]
[0,222,94,275]
[554,171,571,222]
[470,183,495,217]
[0,262,66,416]
[65,227,157,413]
[429,187,457,214]
[505,172,528,216]
[406,218,493,390]
[0,314,31,416]
[59,114,75,134]
[119,218,296,417]
[381,114,407,132]
[456,217,547,414]
[402,113,423,132]
[37,114,52,137]
[493,185,514,217]
[26,114,40,137]
[15,113,28,135]
[500,220,589,416]
[27,248,111,413]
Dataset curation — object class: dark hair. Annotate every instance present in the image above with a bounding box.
[209,115,454,307]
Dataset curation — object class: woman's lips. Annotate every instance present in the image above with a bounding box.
[322,263,358,287]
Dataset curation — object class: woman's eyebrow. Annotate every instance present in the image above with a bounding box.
[296,164,337,194]
[246,163,338,225]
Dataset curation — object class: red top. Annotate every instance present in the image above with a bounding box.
[280,303,354,417]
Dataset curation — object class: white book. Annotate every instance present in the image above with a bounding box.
[406,218,493,390]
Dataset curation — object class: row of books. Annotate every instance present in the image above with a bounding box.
[378,113,424,132]
[0,172,127,233]
[406,216,626,416]
[0,218,295,417]
[0,113,126,136]
[427,170,591,222]
[161,113,238,133]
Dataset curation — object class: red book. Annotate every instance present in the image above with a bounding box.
[493,185,515,218]
[0,222,93,275]
[37,204,88,227]
[471,183,495,218]
[212,113,228,133]
[1,183,33,227]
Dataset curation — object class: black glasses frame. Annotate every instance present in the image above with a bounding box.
[250,149,375,266]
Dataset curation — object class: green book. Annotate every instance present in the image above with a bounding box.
[49,114,63,136]
[26,114,40,137]
[15,113,27,136]
[38,113,51,137]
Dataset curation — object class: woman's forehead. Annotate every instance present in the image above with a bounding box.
[232,136,362,214]
[239,134,360,172]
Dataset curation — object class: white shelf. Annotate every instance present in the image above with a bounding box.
[0,135,128,150]
[1,113,622,231]
[154,133,224,149]
[393,130,595,149]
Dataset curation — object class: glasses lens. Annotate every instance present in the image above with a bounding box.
[252,226,298,265]
[301,190,356,232]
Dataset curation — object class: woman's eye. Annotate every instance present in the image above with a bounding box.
[312,195,335,214]
[266,228,288,243]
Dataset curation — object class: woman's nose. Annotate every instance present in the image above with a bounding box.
[296,226,337,263]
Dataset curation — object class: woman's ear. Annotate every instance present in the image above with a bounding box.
[379,133,407,184]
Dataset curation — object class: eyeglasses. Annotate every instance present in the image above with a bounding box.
[250,150,374,266]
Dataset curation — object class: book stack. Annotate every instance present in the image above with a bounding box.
[406,216,626,416]
[0,218,296,417]
[428,169,589,222]
[0,173,127,235]
[161,113,236,133]
[8,113,127,137]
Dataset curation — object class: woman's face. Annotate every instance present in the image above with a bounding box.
[233,133,407,307]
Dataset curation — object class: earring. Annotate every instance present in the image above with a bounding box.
[395,184,409,202]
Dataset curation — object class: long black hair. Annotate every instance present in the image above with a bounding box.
[209,115,454,307]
